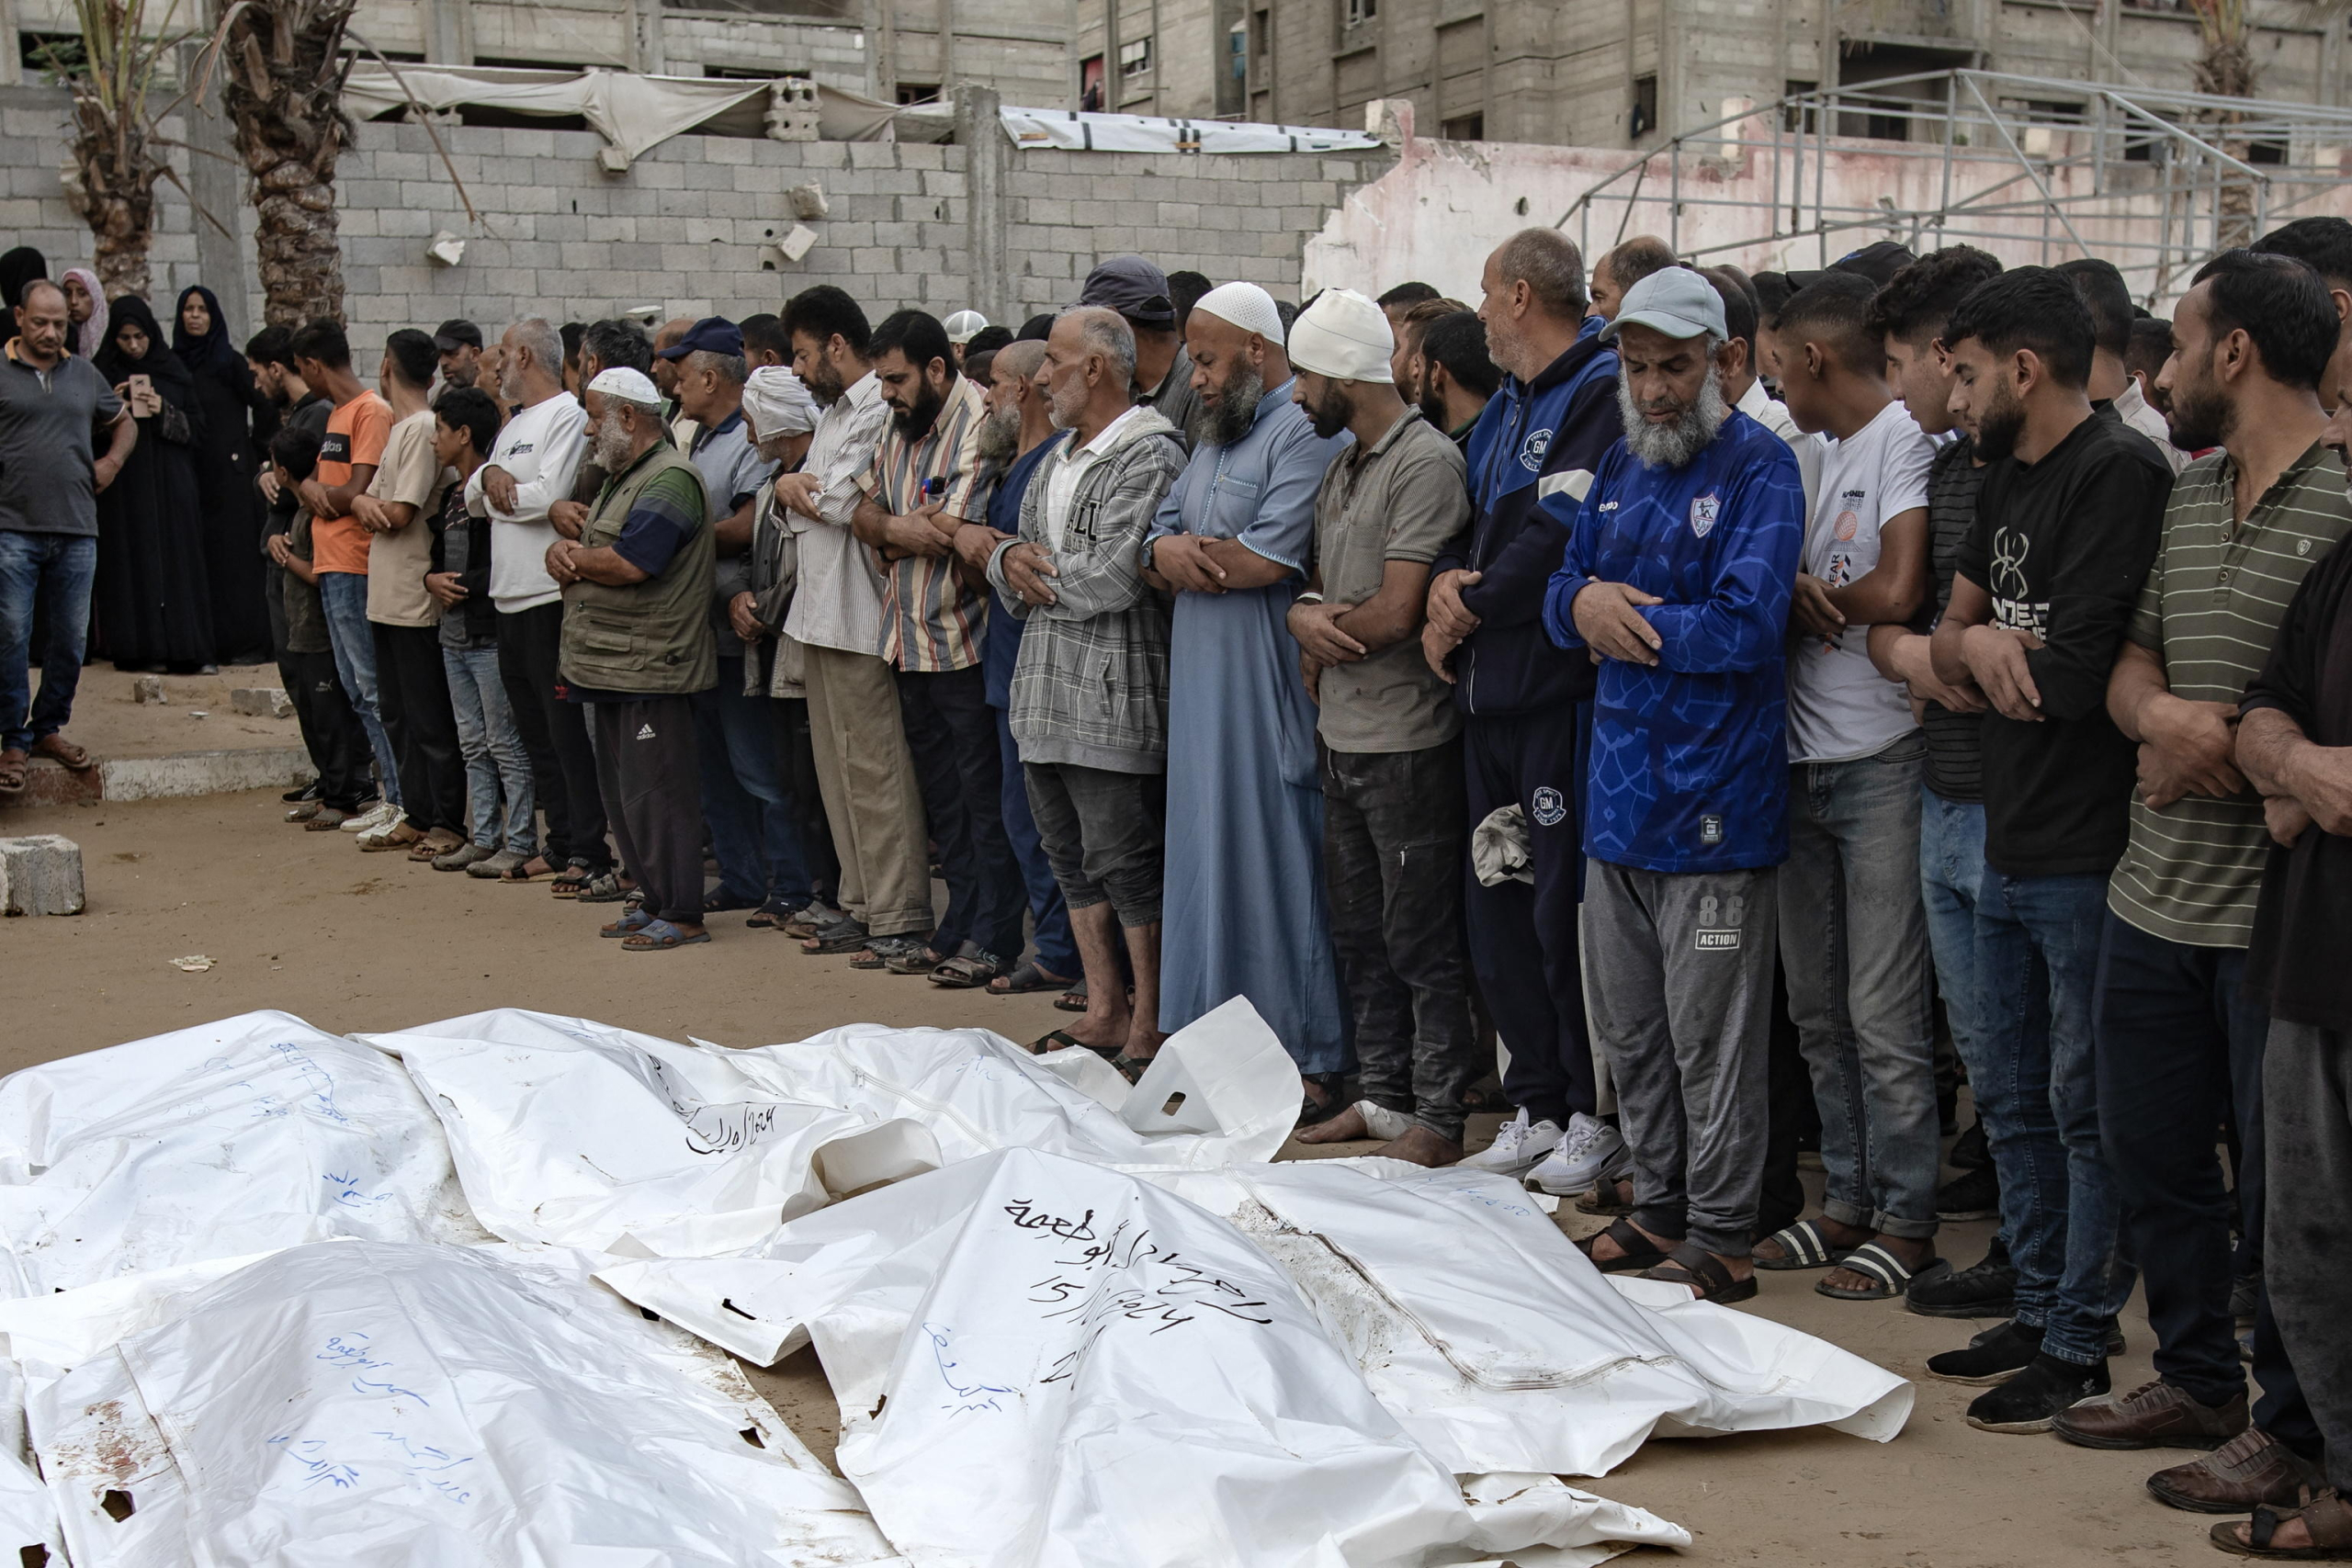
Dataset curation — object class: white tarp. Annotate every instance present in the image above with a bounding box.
[0,1010,481,1298]
[729,995,1302,1171]
[600,1148,1686,1568]
[363,1010,931,1258]
[999,107,1384,155]
[0,1364,62,1568]
[340,64,919,153]
[1144,1160,1914,1477]
[25,1239,906,1568]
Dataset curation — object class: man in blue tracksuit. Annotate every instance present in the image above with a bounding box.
[1544,266,1805,1303]
[1429,229,1628,1190]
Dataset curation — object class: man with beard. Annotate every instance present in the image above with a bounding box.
[1143,282,1352,1107]
[468,318,605,892]
[1541,265,1804,1303]
[849,308,1024,984]
[1283,289,1476,1165]
[776,286,930,962]
[1430,228,1624,1193]
[434,319,482,392]
[1927,267,2173,1433]
[546,367,716,951]
[990,308,1187,1065]
[965,340,1082,1003]
[2064,250,2338,1507]
[1412,310,1500,453]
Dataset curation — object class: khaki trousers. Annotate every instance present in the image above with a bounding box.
[803,641,932,937]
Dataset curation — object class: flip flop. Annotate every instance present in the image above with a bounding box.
[599,908,657,939]
[1575,1215,1672,1274]
[2211,1488,2352,1559]
[1052,976,1091,1013]
[989,959,1079,996]
[621,918,711,952]
[1030,1028,1123,1066]
[499,855,554,883]
[1756,1217,1856,1271]
[1817,1244,1950,1301]
[1641,1241,1759,1305]
[30,735,93,771]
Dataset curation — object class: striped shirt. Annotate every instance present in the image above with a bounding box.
[1921,438,1985,803]
[863,373,990,672]
[2108,440,2352,946]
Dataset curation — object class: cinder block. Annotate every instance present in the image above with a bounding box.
[230,687,294,718]
[0,834,85,917]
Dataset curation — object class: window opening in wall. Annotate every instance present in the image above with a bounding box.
[1344,0,1377,27]
[897,81,941,104]
[1120,37,1152,77]
[1631,73,1657,140]
[1081,53,1106,110]
[1441,111,1484,140]
[1230,21,1248,79]
[1783,79,1816,132]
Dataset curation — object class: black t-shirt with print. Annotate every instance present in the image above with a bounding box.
[1957,412,2172,876]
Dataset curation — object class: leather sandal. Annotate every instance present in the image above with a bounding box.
[2212,1487,2352,1559]
[1576,1215,1672,1275]
[1640,1241,1760,1305]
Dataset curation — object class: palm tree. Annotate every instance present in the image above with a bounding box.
[201,0,358,323]
[2185,0,2258,246]
[48,0,189,298]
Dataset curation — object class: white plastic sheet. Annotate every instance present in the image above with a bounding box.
[365,1010,931,1257]
[1144,1160,1914,1476]
[0,1364,63,1568]
[600,1149,1689,1568]
[0,1010,481,1298]
[26,1239,906,1568]
[341,65,919,152]
[999,107,1384,155]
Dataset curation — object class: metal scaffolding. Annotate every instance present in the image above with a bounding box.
[1557,69,2352,304]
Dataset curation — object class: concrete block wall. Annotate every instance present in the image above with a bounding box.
[0,85,1388,341]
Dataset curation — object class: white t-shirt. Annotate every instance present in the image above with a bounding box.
[1738,378,1823,513]
[1043,404,1146,552]
[1786,398,1934,763]
[464,392,589,614]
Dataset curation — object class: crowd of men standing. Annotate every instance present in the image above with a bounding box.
[5,218,2352,1560]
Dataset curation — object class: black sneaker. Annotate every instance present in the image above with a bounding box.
[1951,1117,1991,1170]
[1927,1318,2043,1384]
[283,780,322,805]
[1937,1163,2001,1222]
[1910,1239,2017,1318]
[1966,1353,2111,1434]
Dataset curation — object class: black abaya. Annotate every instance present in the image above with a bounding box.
[173,286,272,663]
[92,296,214,671]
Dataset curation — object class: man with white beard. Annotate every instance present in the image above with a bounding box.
[545,367,718,951]
[1540,266,1807,1304]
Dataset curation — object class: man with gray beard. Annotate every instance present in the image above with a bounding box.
[1538,266,1807,1303]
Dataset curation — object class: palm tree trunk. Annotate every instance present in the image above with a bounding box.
[214,0,358,325]
[245,143,344,323]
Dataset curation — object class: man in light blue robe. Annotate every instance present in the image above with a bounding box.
[1143,282,1353,1106]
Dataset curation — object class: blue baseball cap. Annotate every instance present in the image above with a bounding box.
[657,315,743,360]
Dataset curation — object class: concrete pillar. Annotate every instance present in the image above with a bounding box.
[180,44,246,334]
[0,835,85,917]
[957,84,1009,326]
[0,0,21,87]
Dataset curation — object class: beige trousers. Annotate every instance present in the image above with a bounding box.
[802,641,933,938]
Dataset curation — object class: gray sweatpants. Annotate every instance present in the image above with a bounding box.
[2265,1018,2352,1491]
[1586,859,1777,1258]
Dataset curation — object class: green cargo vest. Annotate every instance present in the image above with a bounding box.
[558,440,718,696]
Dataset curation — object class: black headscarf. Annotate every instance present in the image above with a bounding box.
[172,285,239,374]
[0,248,47,310]
[94,296,194,393]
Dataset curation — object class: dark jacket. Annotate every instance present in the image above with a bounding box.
[1436,316,1622,717]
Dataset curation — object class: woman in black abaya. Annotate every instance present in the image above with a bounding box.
[173,285,272,663]
[92,296,215,671]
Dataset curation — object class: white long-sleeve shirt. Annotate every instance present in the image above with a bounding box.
[466,390,590,613]
[782,372,890,656]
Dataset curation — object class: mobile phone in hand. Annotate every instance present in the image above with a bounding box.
[129,373,153,400]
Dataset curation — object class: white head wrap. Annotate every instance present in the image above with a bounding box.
[742,365,820,439]
[1285,288,1394,382]
[586,367,661,407]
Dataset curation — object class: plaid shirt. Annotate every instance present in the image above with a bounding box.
[863,374,990,672]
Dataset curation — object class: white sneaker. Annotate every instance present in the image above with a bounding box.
[1461,1108,1566,1175]
[339,799,401,833]
[1529,1112,1628,1195]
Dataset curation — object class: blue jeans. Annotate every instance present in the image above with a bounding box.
[1779,737,1939,1236]
[316,571,399,805]
[0,532,96,755]
[693,661,815,908]
[1921,790,2000,1245]
[996,703,1078,977]
[1974,870,2133,1365]
[442,645,537,855]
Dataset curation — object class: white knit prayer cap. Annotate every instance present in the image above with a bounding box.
[1286,288,1394,383]
[1190,281,1287,346]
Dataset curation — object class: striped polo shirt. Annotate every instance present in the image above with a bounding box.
[2109,440,2352,946]
[865,372,990,672]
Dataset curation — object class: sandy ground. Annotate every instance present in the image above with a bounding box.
[0,785,2231,1567]
[34,661,300,760]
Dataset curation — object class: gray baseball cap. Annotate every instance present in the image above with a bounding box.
[1601,266,1728,344]
[1076,255,1177,326]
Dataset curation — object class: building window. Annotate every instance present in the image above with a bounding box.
[1442,111,1484,140]
[1782,78,1816,133]
[1080,54,1106,110]
[1120,37,1152,77]
[1344,0,1376,27]
[897,82,941,104]
[1631,73,1657,140]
